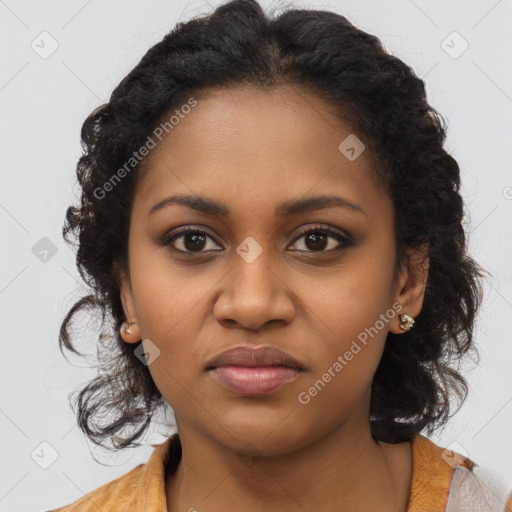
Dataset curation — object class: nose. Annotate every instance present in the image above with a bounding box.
[213,247,295,331]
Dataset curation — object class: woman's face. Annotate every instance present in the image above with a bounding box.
[119,85,426,455]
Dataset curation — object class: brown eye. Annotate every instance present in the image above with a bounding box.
[181,232,207,252]
[160,227,221,253]
[289,226,353,253]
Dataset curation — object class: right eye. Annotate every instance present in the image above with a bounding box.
[160,226,222,254]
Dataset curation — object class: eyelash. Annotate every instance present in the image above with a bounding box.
[159,225,353,255]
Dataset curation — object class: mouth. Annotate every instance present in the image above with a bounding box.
[206,345,304,396]
[209,365,301,395]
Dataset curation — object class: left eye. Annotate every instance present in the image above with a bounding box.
[289,227,352,253]
[160,225,352,254]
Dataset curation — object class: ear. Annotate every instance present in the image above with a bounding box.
[389,242,429,334]
[116,262,141,344]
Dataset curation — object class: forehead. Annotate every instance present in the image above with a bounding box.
[146,84,363,167]
[133,84,391,221]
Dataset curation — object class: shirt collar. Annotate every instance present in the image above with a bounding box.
[135,433,458,511]
[134,432,180,510]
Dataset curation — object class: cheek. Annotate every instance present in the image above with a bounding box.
[127,246,211,393]
[294,294,390,430]
[129,236,209,336]
[301,255,394,343]
[296,260,393,397]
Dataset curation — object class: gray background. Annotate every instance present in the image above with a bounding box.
[0,0,511,510]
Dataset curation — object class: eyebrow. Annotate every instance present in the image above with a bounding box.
[148,194,367,218]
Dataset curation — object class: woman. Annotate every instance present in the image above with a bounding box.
[48,0,511,510]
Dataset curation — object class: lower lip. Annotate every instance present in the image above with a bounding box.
[210,366,300,395]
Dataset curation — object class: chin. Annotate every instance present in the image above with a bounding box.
[209,415,315,457]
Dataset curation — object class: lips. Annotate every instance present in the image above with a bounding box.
[206,345,303,370]
[206,346,303,396]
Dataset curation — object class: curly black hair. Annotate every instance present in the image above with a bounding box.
[60,0,488,450]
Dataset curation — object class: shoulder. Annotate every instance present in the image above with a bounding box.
[46,463,144,511]
[446,463,512,512]
[45,434,177,512]
[408,435,512,512]
[407,435,465,511]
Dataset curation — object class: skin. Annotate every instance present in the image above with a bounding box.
[118,84,429,512]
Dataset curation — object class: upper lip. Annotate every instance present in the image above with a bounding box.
[206,345,303,370]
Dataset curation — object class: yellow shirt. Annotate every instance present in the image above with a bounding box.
[48,433,511,512]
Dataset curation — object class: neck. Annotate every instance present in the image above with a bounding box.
[165,413,412,512]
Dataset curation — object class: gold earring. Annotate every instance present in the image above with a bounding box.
[399,313,415,331]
